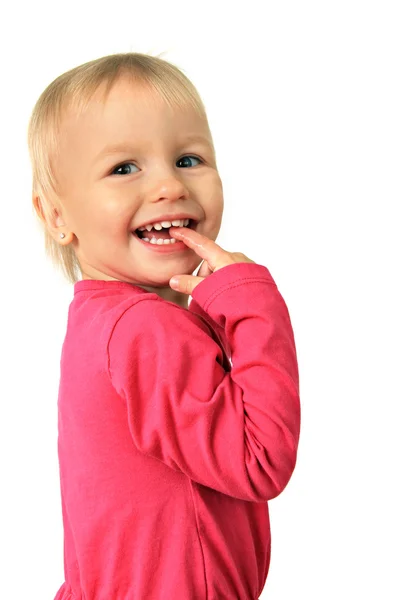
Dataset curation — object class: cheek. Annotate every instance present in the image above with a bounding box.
[206,186,224,219]
[208,195,224,237]
[92,196,136,234]
[203,206,223,241]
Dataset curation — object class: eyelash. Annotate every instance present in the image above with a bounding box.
[111,155,204,176]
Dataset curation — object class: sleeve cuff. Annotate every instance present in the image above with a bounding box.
[191,262,276,311]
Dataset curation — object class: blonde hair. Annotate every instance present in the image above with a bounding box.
[27,52,213,284]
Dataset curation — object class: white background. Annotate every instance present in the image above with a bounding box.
[0,1,399,598]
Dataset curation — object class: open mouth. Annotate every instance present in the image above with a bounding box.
[134,219,198,240]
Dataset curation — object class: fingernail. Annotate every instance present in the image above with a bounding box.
[170,277,180,287]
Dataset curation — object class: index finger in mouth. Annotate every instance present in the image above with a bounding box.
[169,226,209,246]
[169,226,222,260]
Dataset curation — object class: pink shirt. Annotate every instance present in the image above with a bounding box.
[53,262,301,600]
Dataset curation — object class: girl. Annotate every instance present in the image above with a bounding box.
[27,52,301,600]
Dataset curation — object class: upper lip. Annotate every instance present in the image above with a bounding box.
[134,213,199,230]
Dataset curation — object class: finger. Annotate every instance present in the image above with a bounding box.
[169,274,206,295]
[169,226,226,271]
[196,260,213,279]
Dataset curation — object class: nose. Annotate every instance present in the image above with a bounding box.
[149,171,189,203]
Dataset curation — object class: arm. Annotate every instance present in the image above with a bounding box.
[107,262,300,502]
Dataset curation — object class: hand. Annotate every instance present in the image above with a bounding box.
[168,226,256,295]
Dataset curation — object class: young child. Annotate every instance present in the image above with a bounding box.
[28,52,301,600]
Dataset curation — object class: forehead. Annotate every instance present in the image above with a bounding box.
[62,78,209,146]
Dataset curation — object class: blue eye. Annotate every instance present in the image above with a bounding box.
[111,155,203,176]
[112,163,139,176]
[176,155,203,168]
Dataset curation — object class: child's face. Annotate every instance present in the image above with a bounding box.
[53,76,224,301]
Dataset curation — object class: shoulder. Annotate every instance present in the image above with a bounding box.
[108,295,214,347]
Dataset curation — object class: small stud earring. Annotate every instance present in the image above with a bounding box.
[60,233,65,239]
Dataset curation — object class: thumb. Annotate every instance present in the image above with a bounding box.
[169,274,206,296]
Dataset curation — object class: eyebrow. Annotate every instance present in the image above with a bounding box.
[95,135,212,162]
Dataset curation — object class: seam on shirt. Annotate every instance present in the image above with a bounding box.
[188,479,209,599]
[106,296,164,382]
[201,276,276,312]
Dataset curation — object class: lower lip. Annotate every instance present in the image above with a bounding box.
[132,231,190,253]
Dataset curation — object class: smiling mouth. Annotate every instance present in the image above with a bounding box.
[134,219,198,240]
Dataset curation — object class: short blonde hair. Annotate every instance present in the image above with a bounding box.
[27,52,213,284]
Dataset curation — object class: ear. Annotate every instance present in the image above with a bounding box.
[32,195,66,233]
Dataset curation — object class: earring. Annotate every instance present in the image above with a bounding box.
[60,233,65,239]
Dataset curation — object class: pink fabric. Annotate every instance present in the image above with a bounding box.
[54,262,300,599]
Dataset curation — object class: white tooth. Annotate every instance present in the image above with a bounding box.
[142,236,177,244]
[142,218,190,232]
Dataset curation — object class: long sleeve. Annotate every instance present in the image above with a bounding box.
[107,262,301,502]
